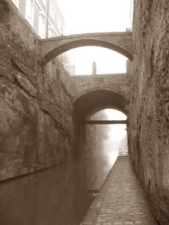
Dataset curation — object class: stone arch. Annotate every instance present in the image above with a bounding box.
[73,90,128,122]
[41,39,133,65]
[73,86,129,104]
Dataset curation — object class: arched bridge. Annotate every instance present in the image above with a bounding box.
[40,32,133,65]
[71,74,130,122]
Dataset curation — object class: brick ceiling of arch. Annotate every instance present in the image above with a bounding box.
[73,90,128,122]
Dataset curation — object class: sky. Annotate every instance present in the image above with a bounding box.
[57,0,132,34]
[57,0,133,75]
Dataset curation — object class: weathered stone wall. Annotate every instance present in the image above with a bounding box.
[129,0,169,224]
[0,0,74,181]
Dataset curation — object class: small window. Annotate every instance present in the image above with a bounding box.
[39,12,46,38]
[26,0,34,26]
[50,2,55,20]
[12,0,19,8]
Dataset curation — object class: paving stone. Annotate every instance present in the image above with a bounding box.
[82,156,157,225]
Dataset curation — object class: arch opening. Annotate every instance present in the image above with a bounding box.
[60,46,128,75]
[42,39,133,66]
[90,109,127,146]
[73,90,128,123]
[85,108,128,183]
[74,92,129,187]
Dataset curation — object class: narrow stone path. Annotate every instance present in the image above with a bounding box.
[81,156,157,225]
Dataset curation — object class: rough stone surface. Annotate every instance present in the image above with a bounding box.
[0,0,74,180]
[0,57,74,180]
[128,0,169,224]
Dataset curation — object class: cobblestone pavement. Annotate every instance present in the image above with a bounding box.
[81,156,157,225]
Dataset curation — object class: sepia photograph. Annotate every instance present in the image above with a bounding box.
[0,0,168,224]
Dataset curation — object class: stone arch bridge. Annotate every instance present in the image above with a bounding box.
[39,32,133,65]
[70,73,130,121]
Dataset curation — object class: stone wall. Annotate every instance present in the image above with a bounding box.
[0,0,74,181]
[129,0,169,224]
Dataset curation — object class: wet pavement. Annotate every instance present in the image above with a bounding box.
[81,156,157,225]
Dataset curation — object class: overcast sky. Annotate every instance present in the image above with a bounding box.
[57,0,132,34]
